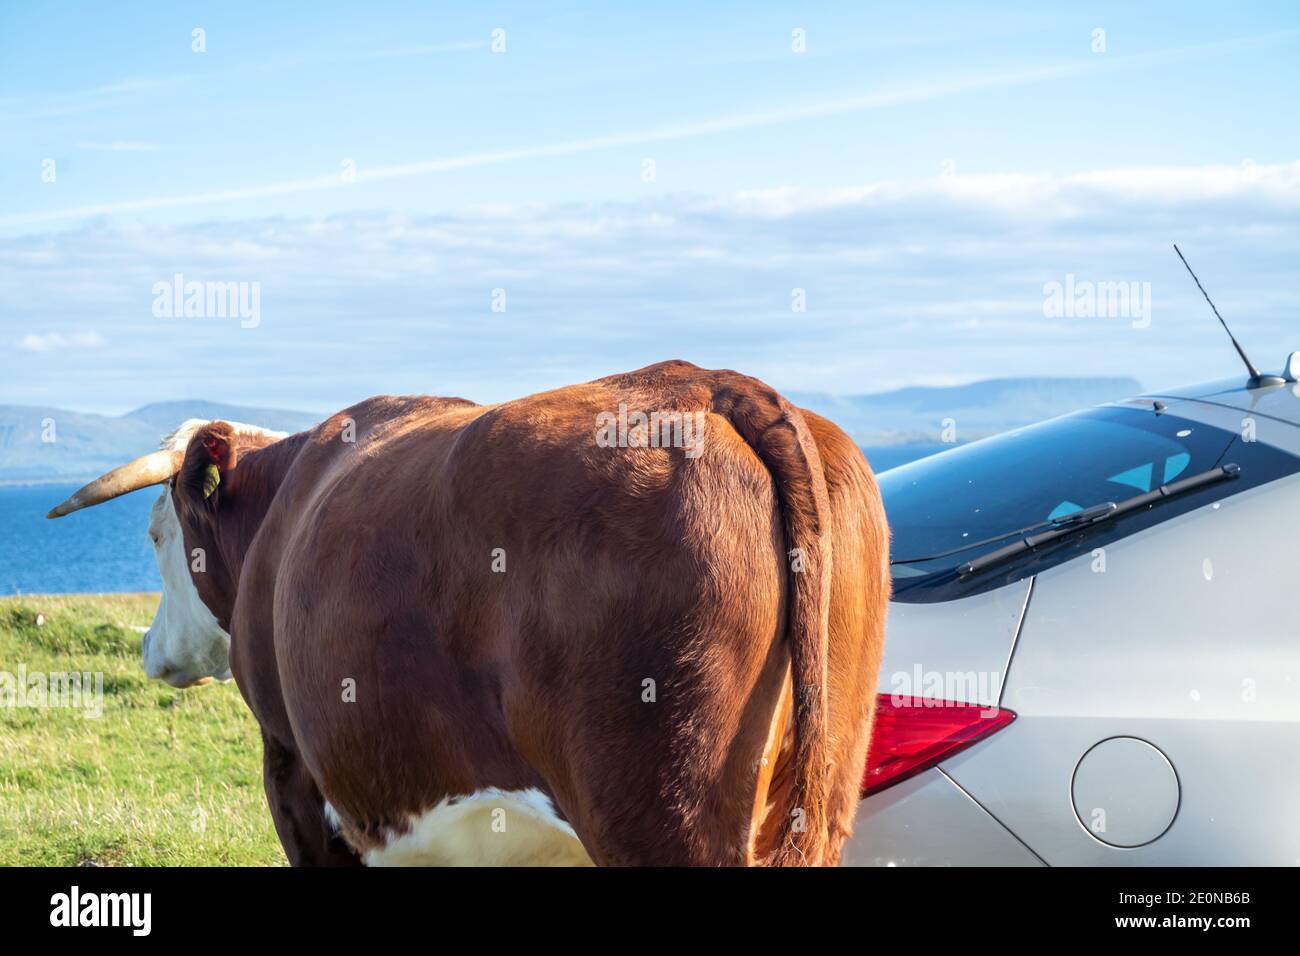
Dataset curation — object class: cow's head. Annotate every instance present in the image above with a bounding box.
[47,419,286,687]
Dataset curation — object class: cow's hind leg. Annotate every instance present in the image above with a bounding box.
[510,594,791,867]
[261,730,362,867]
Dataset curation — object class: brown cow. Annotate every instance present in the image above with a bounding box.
[48,361,889,866]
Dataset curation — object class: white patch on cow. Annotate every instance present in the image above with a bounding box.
[142,418,286,688]
[142,489,229,687]
[323,801,342,834]
[360,788,594,867]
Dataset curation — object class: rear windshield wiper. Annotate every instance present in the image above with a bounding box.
[892,500,1123,565]
[956,462,1240,579]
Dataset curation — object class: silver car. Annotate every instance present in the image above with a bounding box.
[842,365,1300,866]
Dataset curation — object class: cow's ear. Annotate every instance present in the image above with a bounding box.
[178,421,240,508]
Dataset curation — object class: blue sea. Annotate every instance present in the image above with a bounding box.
[0,444,940,596]
[0,483,162,595]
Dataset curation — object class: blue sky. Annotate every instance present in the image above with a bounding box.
[2,1,1298,413]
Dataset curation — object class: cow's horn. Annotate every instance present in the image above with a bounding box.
[46,449,183,518]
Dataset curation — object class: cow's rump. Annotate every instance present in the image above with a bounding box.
[215,361,888,865]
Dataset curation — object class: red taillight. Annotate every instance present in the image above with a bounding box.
[862,694,1016,797]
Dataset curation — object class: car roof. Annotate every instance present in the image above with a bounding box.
[1138,374,1300,427]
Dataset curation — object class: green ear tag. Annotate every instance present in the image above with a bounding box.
[202,463,221,500]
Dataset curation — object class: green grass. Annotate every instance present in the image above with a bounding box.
[0,594,283,866]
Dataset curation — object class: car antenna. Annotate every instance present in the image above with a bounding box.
[1174,243,1284,388]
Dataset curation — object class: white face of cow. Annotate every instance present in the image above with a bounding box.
[141,486,232,688]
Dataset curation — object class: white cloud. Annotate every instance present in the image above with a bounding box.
[75,141,164,152]
[0,76,183,122]
[723,162,1300,217]
[1,160,1297,409]
[16,331,107,352]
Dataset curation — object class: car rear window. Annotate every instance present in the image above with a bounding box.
[880,404,1300,602]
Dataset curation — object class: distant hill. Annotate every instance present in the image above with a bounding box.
[0,377,1142,484]
[789,376,1142,450]
[121,401,321,435]
[0,401,322,485]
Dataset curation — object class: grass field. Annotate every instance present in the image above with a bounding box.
[0,594,283,866]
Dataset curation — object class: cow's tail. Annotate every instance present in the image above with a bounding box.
[712,374,832,867]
